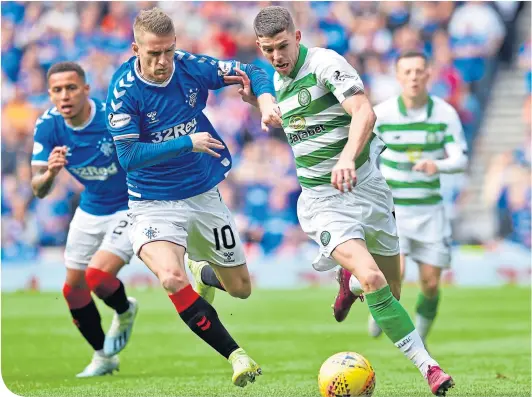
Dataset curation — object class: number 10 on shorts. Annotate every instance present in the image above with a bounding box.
[213,225,236,250]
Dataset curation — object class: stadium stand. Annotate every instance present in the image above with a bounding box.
[1,1,529,263]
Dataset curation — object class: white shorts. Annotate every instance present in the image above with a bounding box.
[297,169,400,272]
[395,205,452,268]
[128,187,245,268]
[64,208,134,271]
[399,237,451,268]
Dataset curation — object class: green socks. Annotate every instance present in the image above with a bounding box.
[415,291,440,341]
[366,285,437,377]
[365,285,415,343]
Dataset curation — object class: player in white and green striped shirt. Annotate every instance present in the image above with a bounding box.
[229,6,454,395]
[368,51,468,345]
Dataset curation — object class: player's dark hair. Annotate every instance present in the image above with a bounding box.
[253,6,295,38]
[134,7,175,41]
[396,51,429,65]
[47,62,86,82]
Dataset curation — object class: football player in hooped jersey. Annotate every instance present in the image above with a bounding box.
[230,6,455,396]
[31,62,139,378]
[105,8,281,387]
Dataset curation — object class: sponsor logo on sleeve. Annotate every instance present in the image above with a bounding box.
[108,113,131,129]
[217,61,233,76]
[333,70,357,82]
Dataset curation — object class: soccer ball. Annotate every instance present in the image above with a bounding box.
[318,352,376,397]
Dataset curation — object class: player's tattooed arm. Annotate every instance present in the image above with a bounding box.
[31,166,55,198]
[31,146,68,198]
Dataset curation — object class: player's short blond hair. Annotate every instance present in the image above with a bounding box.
[133,7,175,42]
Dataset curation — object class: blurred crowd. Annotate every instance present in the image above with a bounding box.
[481,37,531,250]
[1,1,529,262]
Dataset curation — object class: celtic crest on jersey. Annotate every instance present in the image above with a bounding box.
[298,88,311,107]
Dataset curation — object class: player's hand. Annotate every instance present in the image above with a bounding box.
[190,132,225,158]
[257,94,283,132]
[224,68,258,106]
[47,146,68,176]
[225,68,282,131]
[413,159,438,176]
[331,155,357,193]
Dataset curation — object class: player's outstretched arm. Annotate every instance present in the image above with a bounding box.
[114,133,225,172]
[239,64,281,130]
[225,68,282,131]
[222,62,274,99]
[31,146,68,198]
[196,55,281,130]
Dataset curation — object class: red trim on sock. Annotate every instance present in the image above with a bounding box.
[169,285,199,313]
[85,268,120,298]
[62,284,92,309]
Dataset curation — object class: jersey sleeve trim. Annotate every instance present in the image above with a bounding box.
[341,85,364,101]
[113,133,140,141]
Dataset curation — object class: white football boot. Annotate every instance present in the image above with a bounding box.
[103,297,139,356]
[76,352,119,378]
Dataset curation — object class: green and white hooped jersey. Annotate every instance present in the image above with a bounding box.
[274,45,385,197]
[374,95,467,207]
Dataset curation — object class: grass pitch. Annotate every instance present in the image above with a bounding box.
[2,286,530,396]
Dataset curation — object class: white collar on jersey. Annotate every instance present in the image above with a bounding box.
[134,57,175,88]
[66,99,96,131]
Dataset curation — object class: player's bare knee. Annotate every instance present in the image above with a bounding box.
[227,289,251,299]
[65,268,87,289]
[65,279,86,290]
[420,271,439,295]
[159,270,189,293]
[360,270,387,293]
[227,280,251,299]
[421,278,439,298]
